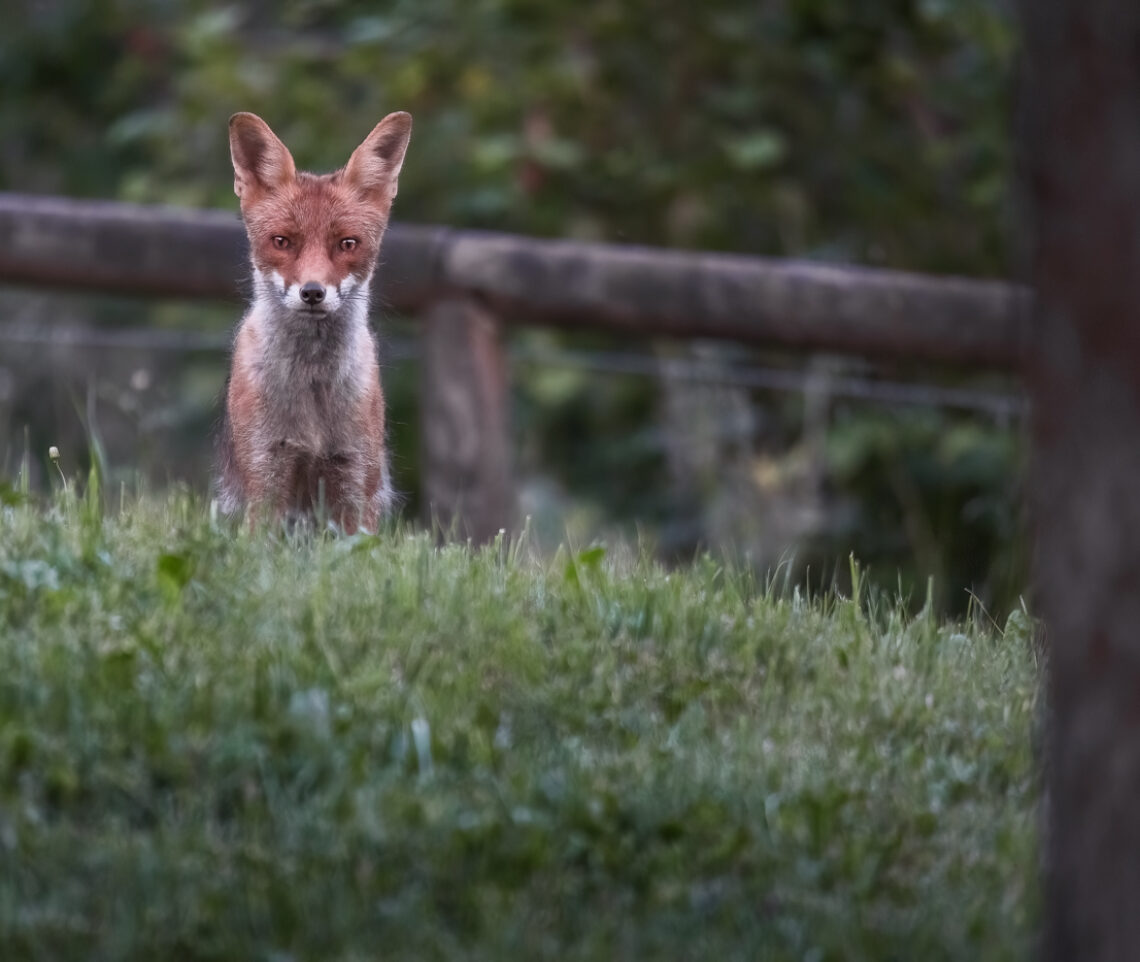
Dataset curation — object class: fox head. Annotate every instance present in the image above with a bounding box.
[228,111,412,317]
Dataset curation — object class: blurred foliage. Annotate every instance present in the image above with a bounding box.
[822,405,1025,613]
[0,0,1024,612]
[2,0,1014,270]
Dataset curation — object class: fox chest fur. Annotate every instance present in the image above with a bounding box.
[215,110,412,532]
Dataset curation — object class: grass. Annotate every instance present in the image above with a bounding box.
[0,481,1040,961]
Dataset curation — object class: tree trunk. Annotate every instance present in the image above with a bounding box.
[1019,1,1140,959]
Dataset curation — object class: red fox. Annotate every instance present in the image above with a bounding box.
[215,111,412,532]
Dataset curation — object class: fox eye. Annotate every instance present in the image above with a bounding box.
[272,235,290,250]
[339,238,358,252]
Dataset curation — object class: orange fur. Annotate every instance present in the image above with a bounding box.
[216,111,412,532]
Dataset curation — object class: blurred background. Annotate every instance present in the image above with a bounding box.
[0,0,1023,614]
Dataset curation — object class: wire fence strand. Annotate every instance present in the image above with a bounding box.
[0,320,1027,418]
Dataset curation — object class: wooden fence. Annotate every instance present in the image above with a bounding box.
[0,192,1031,540]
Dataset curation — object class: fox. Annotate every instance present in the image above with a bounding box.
[215,110,412,532]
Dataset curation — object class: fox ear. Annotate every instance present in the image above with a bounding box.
[343,112,412,204]
[229,113,297,201]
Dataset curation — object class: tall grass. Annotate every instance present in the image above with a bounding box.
[0,483,1039,960]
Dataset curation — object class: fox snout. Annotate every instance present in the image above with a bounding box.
[300,282,325,306]
[257,269,364,316]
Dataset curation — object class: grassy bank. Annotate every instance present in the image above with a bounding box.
[0,487,1039,960]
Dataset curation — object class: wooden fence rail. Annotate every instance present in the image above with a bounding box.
[0,192,1031,539]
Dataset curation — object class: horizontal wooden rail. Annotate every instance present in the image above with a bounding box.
[0,192,1030,368]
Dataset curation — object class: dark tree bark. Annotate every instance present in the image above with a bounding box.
[1019,1,1140,959]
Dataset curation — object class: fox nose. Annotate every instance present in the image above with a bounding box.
[300,282,325,306]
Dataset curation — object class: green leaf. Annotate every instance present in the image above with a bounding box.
[577,545,607,570]
[156,552,195,599]
[725,132,787,171]
[0,482,28,507]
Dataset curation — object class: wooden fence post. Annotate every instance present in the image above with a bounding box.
[419,297,513,543]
